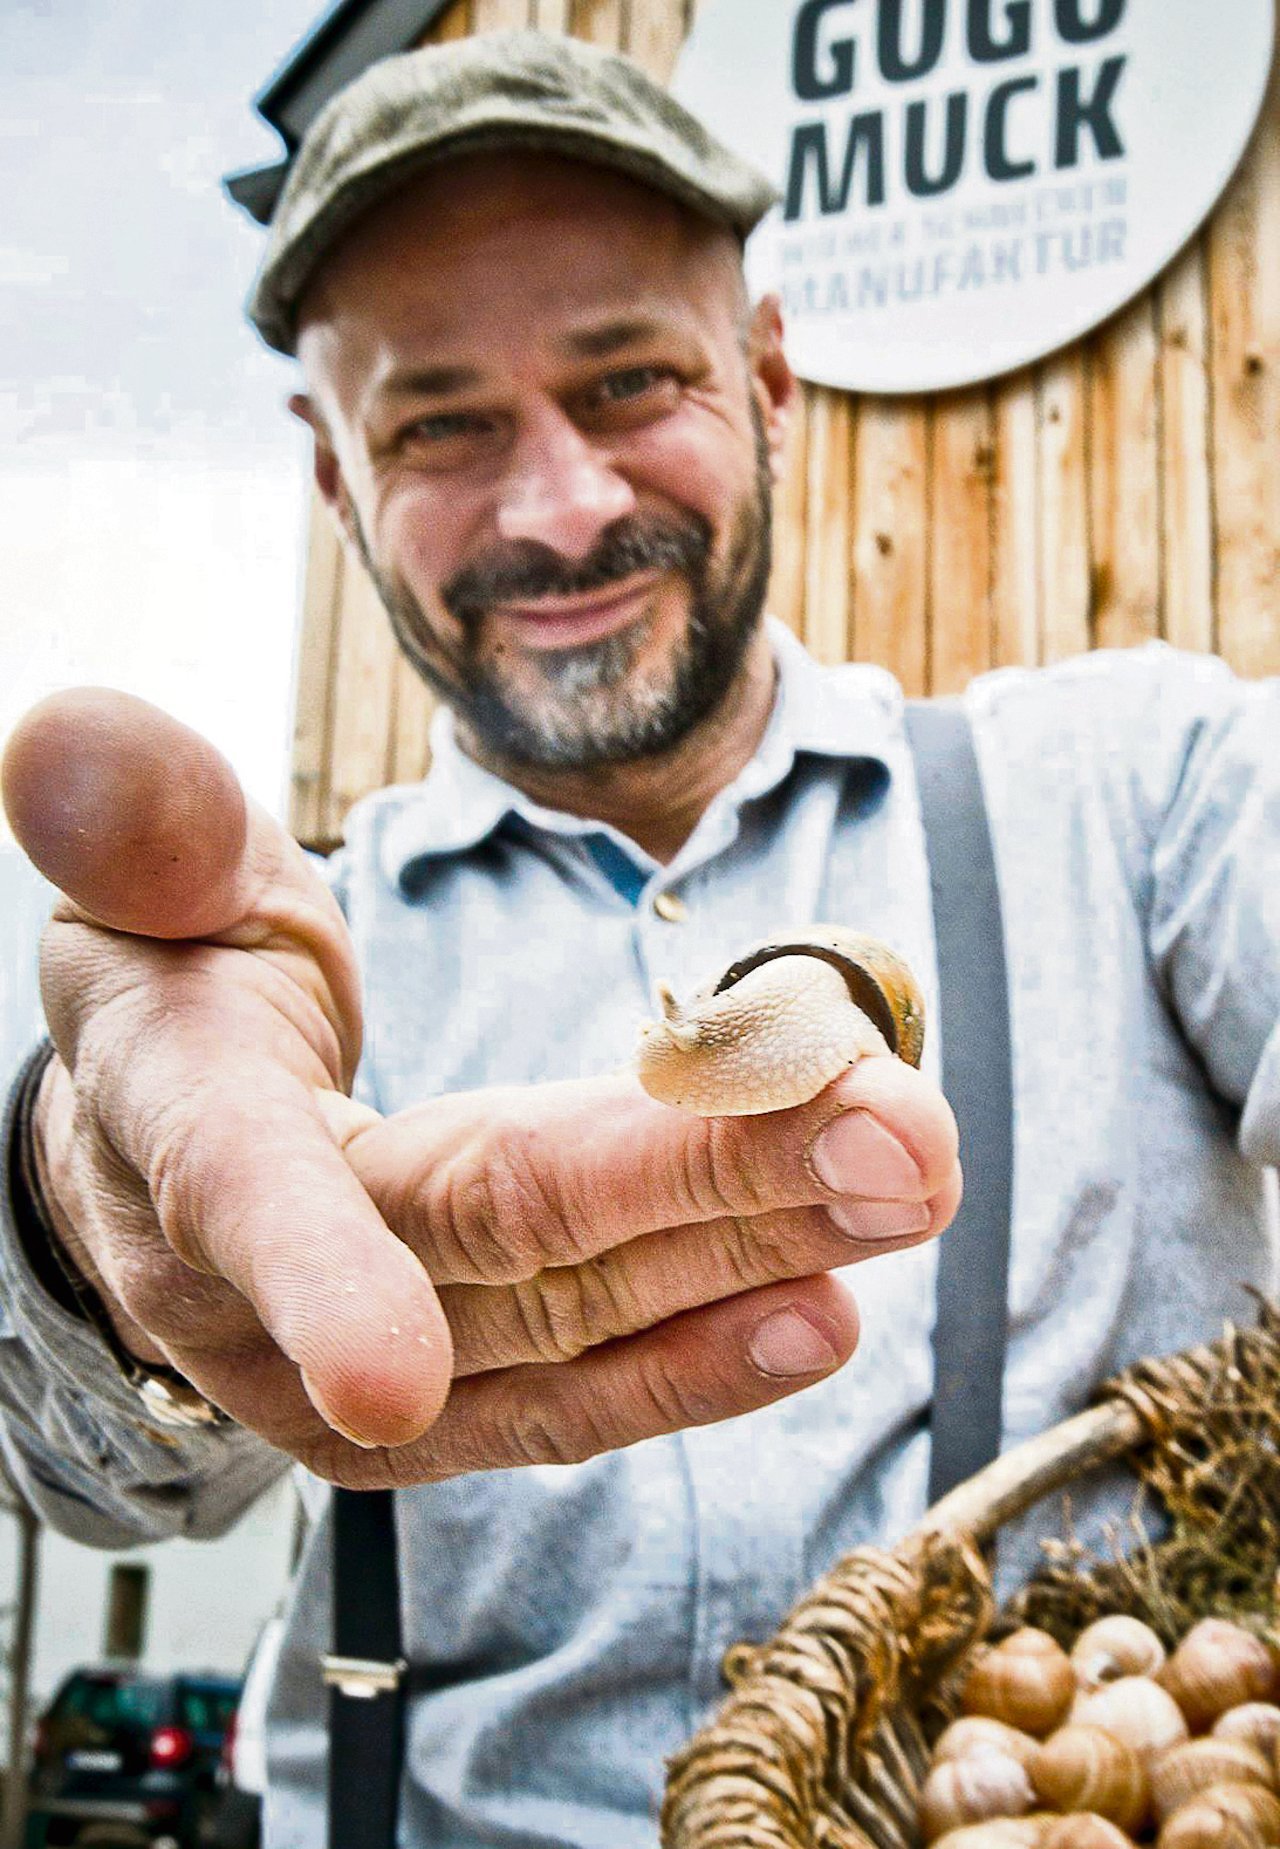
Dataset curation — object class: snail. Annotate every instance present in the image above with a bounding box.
[1031,1722,1149,1832]
[1158,1781,1280,1848]
[1072,1676,1190,1765]
[930,1819,1050,1848]
[919,1752,1037,1841]
[1213,1705,1280,1761]
[960,1630,1078,1740]
[1071,1616,1168,1692]
[635,927,925,1114]
[1040,1816,1134,1849]
[1158,1622,1280,1733]
[1150,1739,1275,1823]
[933,1717,1042,1773]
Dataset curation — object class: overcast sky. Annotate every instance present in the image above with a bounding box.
[1,0,334,824]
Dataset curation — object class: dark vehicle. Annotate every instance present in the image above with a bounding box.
[26,1665,241,1848]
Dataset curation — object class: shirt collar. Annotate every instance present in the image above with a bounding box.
[380,617,901,890]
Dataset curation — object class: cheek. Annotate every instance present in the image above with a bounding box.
[376,481,475,601]
[629,417,757,539]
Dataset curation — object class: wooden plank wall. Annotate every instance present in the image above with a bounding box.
[290,0,1280,850]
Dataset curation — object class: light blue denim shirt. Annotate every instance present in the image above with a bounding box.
[1,623,1278,1847]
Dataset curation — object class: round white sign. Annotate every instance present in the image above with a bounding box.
[673,0,1274,393]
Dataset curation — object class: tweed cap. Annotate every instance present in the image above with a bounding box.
[248,29,777,355]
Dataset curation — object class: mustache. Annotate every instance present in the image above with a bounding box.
[442,511,712,632]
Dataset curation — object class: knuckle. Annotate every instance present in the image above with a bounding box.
[631,1354,719,1432]
[531,1259,644,1359]
[431,1128,592,1282]
[683,1120,771,1220]
[503,1395,606,1468]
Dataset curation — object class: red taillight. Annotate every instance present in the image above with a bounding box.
[149,1725,194,1769]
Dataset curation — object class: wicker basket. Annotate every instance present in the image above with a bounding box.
[661,1302,1280,1848]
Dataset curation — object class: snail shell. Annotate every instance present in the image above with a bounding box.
[1031,1723,1149,1832]
[635,927,925,1115]
[960,1630,1077,1740]
[1071,1615,1167,1691]
[930,1822,1050,1849]
[1040,1816,1134,1849]
[1072,1675,1190,1765]
[1158,1781,1280,1848]
[1213,1705,1280,1762]
[1158,1622,1280,1733]
[933,1717,1041,1772]
[1151,1739,1275,1823]
[919,1753,1037,1841]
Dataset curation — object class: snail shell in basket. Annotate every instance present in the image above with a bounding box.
[1158,1781,1280,1848]
[933,1717,1042,1773]
[1040,1816,1134,1849]
[930,1818,1050,1848]
[1158,1622,1280,1733]
[919,1752,1037,1841]
[1072,1675,1191,1765]
[1031,1722,1149,1833]
[1214,1705,1280,1762]
[960,1630,1077,1740]
[635,927,925,1115]
[1151,1739,1276,1823]
[1071,1615,1167,1691]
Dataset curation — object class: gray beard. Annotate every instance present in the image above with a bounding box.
[355,419,774,773]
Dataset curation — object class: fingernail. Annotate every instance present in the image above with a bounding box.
[827,1198,931,1242]
[810,1111,921,1198]
[748,1306,840,1378]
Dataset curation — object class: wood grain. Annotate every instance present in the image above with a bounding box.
[288,496,344,845]
[803,389,854,665]
[1207,34,1280,678]
[1036,350,1091,663]
[929,388,995,693]
[1087,297,1161,652]
[852,401,929,695]
[1158,239,1215,655]
[766,384,810,638]
[991,371,1040,670]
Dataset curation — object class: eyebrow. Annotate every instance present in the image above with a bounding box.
[377,320,671,401]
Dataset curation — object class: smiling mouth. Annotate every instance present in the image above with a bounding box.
[493,571,665,651]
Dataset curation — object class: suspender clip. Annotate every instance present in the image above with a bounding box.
[322,1654,407,1699]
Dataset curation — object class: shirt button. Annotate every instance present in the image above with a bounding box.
[653,892,688,924]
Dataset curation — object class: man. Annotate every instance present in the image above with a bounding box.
[0,27,1276,1849]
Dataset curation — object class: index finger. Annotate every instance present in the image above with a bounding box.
[336,1053,960,1286]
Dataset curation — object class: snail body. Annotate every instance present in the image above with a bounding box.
[635,927,924,1114]
[929,1820,1049,1848]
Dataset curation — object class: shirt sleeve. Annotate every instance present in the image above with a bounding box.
[0,845,297,1547]
[1136,648,1280,1168]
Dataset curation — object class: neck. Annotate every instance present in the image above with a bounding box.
[457,627,777,863]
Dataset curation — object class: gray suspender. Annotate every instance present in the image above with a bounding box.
[904,699,1014,1502]
[327,698,1014,1843]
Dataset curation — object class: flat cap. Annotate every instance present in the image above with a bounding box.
[248,29,778,355]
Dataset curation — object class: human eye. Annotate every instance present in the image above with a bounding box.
[400,409,491,446]
[580,365,681,428]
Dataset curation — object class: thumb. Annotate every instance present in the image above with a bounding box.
[2,687,256,941]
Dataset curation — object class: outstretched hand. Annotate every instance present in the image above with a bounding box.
[2,691,961,1487]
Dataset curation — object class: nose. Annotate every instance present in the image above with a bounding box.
[494,407,636,561]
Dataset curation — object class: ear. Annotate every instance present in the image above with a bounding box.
[288,393,359,547]
[745,295,796,485]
